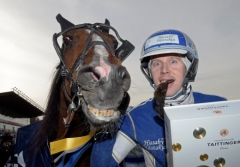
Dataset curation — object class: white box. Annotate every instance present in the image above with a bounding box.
[164,100,240,167]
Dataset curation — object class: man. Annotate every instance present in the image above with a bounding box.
[91,29,226,167]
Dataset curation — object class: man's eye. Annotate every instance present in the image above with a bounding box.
[152,62,160,67]
[170,59,177,63]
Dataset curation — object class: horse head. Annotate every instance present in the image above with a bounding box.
[53,14,134,134]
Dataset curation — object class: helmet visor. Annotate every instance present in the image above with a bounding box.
[141,49,187,60]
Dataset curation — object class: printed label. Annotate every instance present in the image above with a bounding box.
[145,34,179,49]
[144,138,165,150]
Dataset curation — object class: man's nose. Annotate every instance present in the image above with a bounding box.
[160,63,169,74]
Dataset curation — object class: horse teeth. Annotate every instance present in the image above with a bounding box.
[88,105,114,117]
[101,110,106,116]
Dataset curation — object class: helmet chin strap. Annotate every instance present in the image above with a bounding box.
[182,78,189,94]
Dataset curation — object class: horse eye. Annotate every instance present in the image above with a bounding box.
[113,40,118,49]
[63,36,73,45]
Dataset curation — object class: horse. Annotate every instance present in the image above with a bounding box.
[13,14,135,167]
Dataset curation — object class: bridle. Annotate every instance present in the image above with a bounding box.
[53,20,134,137]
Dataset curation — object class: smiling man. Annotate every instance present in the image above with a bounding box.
[91,29,226,167]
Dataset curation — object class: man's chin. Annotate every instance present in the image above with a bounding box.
[166,88,182,98]
[166,89,176,97]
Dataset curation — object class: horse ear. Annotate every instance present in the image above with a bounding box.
[104,19,110,26]
[56,14,75,32]
[99,19,110,33]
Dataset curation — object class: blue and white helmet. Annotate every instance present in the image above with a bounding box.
[140,29,198,88]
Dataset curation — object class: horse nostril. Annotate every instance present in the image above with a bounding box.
[91,70,101,81]
[118,66,126,78]
[78,66,101,81]
[118,66,131,91]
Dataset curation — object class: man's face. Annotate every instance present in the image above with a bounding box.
[150,53,186,97]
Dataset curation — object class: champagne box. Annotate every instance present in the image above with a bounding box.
[164,100,240,167]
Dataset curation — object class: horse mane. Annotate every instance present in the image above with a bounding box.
[29,67,61,154]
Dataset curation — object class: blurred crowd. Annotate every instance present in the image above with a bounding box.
[0,131,15,167]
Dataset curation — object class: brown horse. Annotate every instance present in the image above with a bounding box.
[14,14,134,167]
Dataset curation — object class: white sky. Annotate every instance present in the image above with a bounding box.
[0,0,240,108]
